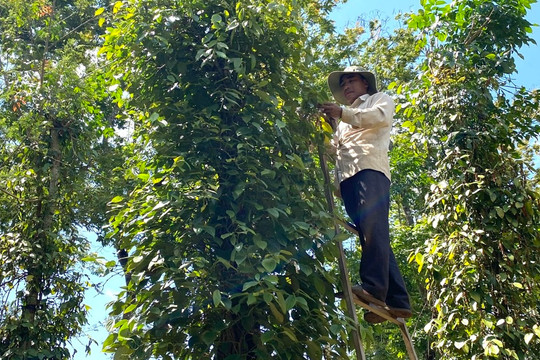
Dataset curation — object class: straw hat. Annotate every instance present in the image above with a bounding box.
[327,66,378,105]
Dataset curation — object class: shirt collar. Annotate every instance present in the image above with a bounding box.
[350,93,371,107]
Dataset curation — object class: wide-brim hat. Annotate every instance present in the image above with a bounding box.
[327,66,378,105]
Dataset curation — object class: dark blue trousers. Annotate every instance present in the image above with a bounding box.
[340,169,410,309]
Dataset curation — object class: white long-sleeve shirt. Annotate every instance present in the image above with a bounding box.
[332,92,395,183]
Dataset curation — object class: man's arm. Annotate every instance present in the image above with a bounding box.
[318,102,342,121]
[341,93,394,129]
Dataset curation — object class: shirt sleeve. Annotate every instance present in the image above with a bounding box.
[340,93,395,129]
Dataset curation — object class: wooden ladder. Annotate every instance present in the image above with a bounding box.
[316,121,417,360]
[336,220,418,360]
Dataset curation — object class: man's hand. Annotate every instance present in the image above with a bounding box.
[318,102,342,120]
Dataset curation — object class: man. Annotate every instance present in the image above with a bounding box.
[319,66,412,323]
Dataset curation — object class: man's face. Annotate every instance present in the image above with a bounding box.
[340,74,369,105]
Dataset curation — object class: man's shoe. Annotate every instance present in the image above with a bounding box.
[364,311,387,324]
[350,285,386,307]
[388,306,412,319]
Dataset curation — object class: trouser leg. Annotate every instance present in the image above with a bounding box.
[386,249,410,309]
[340,170,410,308]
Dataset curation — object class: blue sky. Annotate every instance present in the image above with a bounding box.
[72,1,540,359]
[71,233,121,360]
[331,0,540,90]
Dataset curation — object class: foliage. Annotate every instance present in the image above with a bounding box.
[99,0,363,359]
[0,0,114,358]
[1,0,539,359]
[404,0,540,358]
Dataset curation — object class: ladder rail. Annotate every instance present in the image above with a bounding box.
[336,238,366,360]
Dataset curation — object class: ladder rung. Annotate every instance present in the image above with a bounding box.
[351,294,418,360]
[351,295,405,326]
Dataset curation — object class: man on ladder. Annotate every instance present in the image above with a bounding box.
[319,66,412,324]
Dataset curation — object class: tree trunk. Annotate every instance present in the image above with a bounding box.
[21,121,61,351]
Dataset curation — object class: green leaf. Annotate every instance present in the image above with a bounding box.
[124,304,137,314]
[113,346,132,360]
[512,282,524,289]
[110,196,123,203]
[263,291,272,304]
[254,237,267,250]
[202,330,218,345]
[102,334,117,351]
[484,343,499,356]
[268,302,284,323]
[262,258,277,272]
[282,328,298,341]
[296,296,308,308]
[285,295,296,310]
[436,32,447,42]
[415,252,424,272]
[202,225,215,236]
[216,51,228,59]
[117,327,132,342]
[261,169,276,179]
[243,281,259,291]
[247,293,257,305]
[211,14,222,24]
[306,341,322,358]
[138,173,150,181]
[533,325,540,337]
[275,291,287,314]
[333,232,351,242]
[148,112,159,122]
[470,291,482,303]
[112,1,123,14]
[261,331,274,344]
[313,276,326,294]
[213,290,221,307]
[267,208,279,218]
